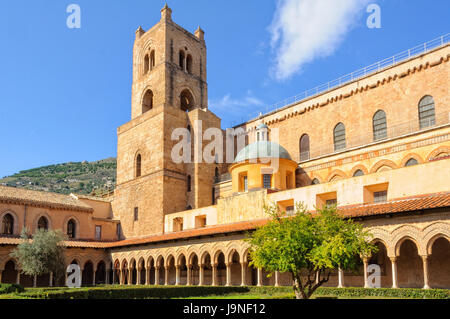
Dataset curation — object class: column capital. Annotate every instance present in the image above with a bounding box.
[389,256,397,263]
[420,255,429,261]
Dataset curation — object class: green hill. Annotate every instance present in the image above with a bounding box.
[0,158,116,196]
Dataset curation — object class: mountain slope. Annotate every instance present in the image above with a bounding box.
[0,158,116,196]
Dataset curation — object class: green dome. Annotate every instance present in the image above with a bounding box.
[234,141,292,163]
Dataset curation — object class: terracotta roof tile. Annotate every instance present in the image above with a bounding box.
[1,192,449,249]
[0,186,93,212]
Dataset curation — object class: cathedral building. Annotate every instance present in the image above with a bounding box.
[0,5,449,289]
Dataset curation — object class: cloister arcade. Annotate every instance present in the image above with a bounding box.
[0,222,448,289]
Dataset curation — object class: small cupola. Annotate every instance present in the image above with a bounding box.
[256,123,269,141]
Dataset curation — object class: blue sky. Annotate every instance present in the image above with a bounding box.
[0,0,449,177]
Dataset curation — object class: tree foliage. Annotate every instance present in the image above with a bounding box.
[10,228,67,284]
[246,203,377,299]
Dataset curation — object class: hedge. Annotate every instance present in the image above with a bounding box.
[0,283,24,295]
[4,285,450,299]
[314,287,450,299]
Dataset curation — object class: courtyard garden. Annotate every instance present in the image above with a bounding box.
[0,284,448,299]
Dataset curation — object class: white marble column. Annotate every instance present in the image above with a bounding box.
[240,262,247,286]
[16,271,20,285]
[257,268,263,286]
[187,265,192,286]
[127,268,132,285]
[164,266,169,285]
[212,264,217,286]
[390,257,398,288]
[421,255,431,289]
[363,258,369,288]
[225,263,231,286]
[145,268,150,285]
[175,266,180,285]
[155,267,160,285]
[137,268,141,285]
[275,271,280,287]
[49,272,54,287]
[199,264,204,286]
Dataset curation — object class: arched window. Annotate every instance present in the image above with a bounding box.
[405,158,418,167]
[186,54,193,74]
[299,134,310,161]
[373,110,387,141]
[180,89,194,112]
[143,54,149,74]
[150,50,155,70]
[353,169,364,177]
[67,219,76,239]
[179,50,185,69]
[418,95,436,129]
[142,90,153,113]
[136,154,142,178]
[333,123,346,151]
[311,178,320,185]
[38,216,48,231]
[1,214,14,235]
[212,187,216,205]
[187,175,191,192]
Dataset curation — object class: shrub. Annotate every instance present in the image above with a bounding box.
[0,283,25,295]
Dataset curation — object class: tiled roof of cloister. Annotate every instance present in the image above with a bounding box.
[1,191,449,249]
[0,186,94,212]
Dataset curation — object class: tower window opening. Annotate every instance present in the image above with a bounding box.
[136,154,142,178]
[150,50,155,70]
[142,90,154,114]
[143,54,149,74]
[179,50,185,69]
[180,89,194,112]
[186,54,193,74]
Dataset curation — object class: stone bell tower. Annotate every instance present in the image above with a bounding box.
[131,4,208,119]
[112,5,222,238]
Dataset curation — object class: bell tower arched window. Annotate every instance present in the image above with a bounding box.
[143,54,149,74]
[180,89,194,112]
[186,54,193,74]
[179,50,185,69]
[142,90,153,114]
[136,154,142,178]
[150,50,155,70]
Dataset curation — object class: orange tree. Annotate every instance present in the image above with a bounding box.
[246,203,376,299]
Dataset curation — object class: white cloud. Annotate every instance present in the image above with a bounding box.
[209,90,263,110]
[269,0,369,80]
[209,91,265,124]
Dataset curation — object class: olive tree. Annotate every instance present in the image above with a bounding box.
[10,228,66,285]
[246,203,376,299]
